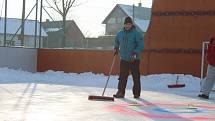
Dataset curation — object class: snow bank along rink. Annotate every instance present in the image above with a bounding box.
[0,67,214,121]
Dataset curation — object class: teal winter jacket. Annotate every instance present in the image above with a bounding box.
[114,26,144,61]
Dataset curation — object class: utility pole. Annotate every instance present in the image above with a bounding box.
[3,0,7,46]
[133,4,135,22]
[34,0,38,48]
[39,0,43,48]
[20,0,26,46]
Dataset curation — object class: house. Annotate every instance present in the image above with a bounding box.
[82,4,151,50]
[102,4,151,35]
[42,20,85,48]
[0,17,47,47]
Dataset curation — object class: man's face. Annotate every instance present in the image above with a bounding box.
[124,23,133,30]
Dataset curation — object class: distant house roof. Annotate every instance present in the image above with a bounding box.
[42,20,85,38]
[0,17,47,37]
[102,4,151,32]
[134,18,150,32]
[118,4,151,19]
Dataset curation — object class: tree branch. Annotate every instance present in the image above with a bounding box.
[68,0,76,8]
[65,0,70,9]
[53,0,63,15]
[44,0,63,15]
[65,0,76,14]
[46,0,85,18]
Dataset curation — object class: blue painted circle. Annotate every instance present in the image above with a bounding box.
[154,108,202,114]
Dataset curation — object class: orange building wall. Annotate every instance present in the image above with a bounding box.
[144,0,215,49]
[153,0,215,10]
[147,53,201,75]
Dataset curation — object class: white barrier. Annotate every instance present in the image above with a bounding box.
[0,47,37,72]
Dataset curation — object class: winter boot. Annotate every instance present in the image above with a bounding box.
[113,91,125,98]
[198,94,209,99]
[134,95,140,99]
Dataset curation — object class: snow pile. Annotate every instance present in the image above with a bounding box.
[0,67,202,96]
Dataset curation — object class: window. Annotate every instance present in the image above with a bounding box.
[108,18,116,24]
[116,17,123,23]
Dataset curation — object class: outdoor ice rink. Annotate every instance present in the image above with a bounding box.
[1,0,215,120]
[0,69,214,121]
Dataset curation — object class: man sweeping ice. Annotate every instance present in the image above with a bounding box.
[113,16,144,98]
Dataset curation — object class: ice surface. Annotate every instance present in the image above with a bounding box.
[0,67,214,121]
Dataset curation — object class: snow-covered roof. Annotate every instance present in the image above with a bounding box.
[0,18,47,37]
[102,4,151,32]
[134,18,150,32]
[120,4,152,32]
[42,20,84,37]
[45,28,62,32]
[118,4,151,20]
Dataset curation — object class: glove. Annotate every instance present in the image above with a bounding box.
[130,52,137,63]
[114,48,119,56]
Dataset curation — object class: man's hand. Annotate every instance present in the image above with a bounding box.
[114,48,119,56]
[130,52,137,63]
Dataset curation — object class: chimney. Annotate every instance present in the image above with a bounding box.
[138,3,142,7]
[46,19,50,22]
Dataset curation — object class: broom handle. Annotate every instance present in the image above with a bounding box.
[102,54,117,96]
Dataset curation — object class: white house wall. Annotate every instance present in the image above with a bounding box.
[106,8,127,35]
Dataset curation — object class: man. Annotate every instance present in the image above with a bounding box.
[113,16,144,98]
[199,37,215,99]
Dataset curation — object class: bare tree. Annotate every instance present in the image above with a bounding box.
[46,0,78,48]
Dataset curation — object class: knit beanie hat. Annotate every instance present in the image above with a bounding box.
[124,16,133,24]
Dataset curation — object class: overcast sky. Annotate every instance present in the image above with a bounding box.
[0,0,152,37]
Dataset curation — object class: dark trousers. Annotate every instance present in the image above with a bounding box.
[117,60,141,96]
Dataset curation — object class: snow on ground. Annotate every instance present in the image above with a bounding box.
[0,67,205,97]
[0,67,201,91]
[0,67,214,121]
